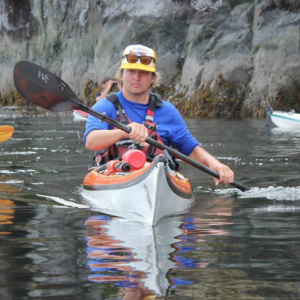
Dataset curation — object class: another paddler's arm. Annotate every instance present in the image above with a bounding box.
[85,122,148,151]
[189,145,234,186]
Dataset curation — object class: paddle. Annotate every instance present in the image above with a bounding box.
[0,126,14,142]
[13,61,249,192]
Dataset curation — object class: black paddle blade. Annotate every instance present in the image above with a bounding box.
[13,61,80,112]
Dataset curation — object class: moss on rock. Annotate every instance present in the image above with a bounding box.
[176,75,244,118]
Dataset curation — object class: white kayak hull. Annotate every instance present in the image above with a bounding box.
[73,109,88,121]
[268,108,300,128]
[81,156,193,225]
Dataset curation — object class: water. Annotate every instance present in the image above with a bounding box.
[1,106,300,299]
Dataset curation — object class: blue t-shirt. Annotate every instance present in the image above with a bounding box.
[83,91,200,156]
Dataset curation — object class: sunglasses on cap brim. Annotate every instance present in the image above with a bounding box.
[123,54,155,65]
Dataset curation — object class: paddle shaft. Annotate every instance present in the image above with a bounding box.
[78,103,249,192]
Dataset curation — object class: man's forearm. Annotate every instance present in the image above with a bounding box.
[85,129,126,150]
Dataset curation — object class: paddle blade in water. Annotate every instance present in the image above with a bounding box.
[13,61,80,112]
[0,125,14,142]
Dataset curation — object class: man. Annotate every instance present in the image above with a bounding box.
[94,76,119,102]
[84,44,234,186]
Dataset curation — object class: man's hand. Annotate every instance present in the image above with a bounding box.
[127,122,148,143]
[209,162,234,186]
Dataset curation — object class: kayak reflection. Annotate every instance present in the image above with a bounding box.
[83,198,234,298]
[83,215,183,298]
[0,199,16,233]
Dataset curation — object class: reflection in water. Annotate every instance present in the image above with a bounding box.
[173,198,233,270]
[84,199,234,298]
[0,199,16,234]
[269,127,300,136]
[84,215,183,298]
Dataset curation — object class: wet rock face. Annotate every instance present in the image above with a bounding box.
[0,0,299,117]
[2,0,32,32]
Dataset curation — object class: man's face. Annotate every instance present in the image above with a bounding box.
[122,69,154,96]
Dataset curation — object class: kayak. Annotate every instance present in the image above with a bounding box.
[81,150,193,225]
[73,109,88,121]
[0,125,14,142]
[266,106,300,128]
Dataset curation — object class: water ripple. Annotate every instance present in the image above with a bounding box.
[213,186,300,201]
[241,186,300,201]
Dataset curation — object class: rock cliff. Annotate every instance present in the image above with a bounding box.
[0,0,299,117]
